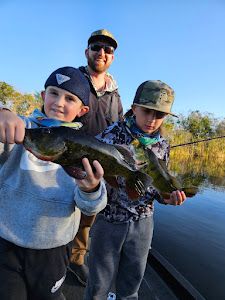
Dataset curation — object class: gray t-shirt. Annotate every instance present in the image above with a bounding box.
[0,114,107,249]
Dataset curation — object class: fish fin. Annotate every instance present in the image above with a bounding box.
[105,175,143,199]
[160,192,171,199]
[125,171,152,200]
[126,188,140,200]
[63,166,87,179]
[105,171,152,200]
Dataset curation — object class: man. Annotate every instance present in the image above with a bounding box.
[68,29,123,286]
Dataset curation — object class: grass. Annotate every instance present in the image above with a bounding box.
[167,132,225,183]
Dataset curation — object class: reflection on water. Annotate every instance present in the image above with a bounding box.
[169,144,225,187]
[152,156,225,300]
[169,151,225,189]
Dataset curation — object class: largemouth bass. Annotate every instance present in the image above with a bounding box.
[23,127,151,199]
[130,140,198,198]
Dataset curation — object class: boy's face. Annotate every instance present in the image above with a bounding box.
[132,105,167,134]
[42,86,89,122]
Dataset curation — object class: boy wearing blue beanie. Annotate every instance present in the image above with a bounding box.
[0,67,107,300]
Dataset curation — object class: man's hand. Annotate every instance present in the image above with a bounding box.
[75,158,104,193]
[164,190,186,206]
[0,110,25,144]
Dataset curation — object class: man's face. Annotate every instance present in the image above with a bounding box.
[85,40,114,73]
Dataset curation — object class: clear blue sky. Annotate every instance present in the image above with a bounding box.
[0,0,225,118]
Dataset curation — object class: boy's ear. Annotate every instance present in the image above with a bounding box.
[41,91,45,101]
[132,105,136,114]
[77,106,89,117]
[111,54,115,62]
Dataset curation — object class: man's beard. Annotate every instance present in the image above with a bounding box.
[87,55,110,73]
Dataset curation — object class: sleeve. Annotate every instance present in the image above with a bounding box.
[74,180,107,216]
[95,122,121,145]
[164,142,170,166]
[154,191,168,205]
[0,114,31,166]
[18,115,33,128]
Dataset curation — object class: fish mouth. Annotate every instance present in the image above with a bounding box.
[23,136,67,162]
[25,147,64,161]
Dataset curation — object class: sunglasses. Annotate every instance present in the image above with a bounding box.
[89,44,114,54]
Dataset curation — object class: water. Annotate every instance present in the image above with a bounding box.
[152,183,225,299]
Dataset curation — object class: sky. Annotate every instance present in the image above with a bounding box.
[0,0,225,119]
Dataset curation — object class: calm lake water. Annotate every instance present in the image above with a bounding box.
[152,177,225,299]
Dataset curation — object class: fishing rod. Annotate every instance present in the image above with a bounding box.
[171,135,225,148]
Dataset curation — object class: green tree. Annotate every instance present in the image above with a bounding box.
[0,82,15,106]
[180,111,215,138]
[215,119,225,136]
[0,81,42,115]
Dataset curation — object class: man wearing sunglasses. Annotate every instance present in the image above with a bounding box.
[68,29,123,286]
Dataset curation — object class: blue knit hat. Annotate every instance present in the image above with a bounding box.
[44,66,90,105]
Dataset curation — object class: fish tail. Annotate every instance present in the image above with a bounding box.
[182,187,198,198]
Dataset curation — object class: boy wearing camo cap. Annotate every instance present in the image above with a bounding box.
[84,80,187,300]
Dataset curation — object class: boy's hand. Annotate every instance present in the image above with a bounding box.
[164,190,186,206]
[75,158,104,193]
[0,110,25,144]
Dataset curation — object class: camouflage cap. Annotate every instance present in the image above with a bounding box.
[132,80,177,117]
[88,29,118,49]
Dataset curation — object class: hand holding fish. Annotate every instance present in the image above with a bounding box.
[0,110,25,144]
[74,158,104,193]
[163,190,186,206]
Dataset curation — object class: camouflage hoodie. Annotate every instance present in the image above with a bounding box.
[96,121,170,223]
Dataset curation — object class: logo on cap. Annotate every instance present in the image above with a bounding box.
[56,74,70,85]
[159,89,169,104]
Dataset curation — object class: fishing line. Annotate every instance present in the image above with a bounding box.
[171,135,225,148]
